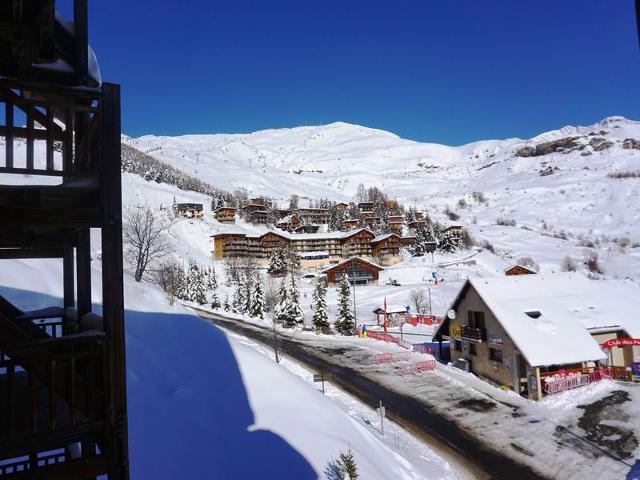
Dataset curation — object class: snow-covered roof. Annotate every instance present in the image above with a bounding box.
[320,257,384,273]
[299,251,329,258]
[373,304,408,314]
[211,228,374,242]
[447,274,640,367]
[371,233,399,243]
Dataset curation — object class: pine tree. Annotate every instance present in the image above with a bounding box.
[336,448,358,479]
[311,279,330,333]
[274,279,289,324]
[190,264,207,305]
[267,247,287,277]
[287,250,301,274]
[335,276,355,335]
[175,265,189,301]
[284,275,304,328]
[210,291,221,310]
[251,278,265,319]
[438,232,458,253]
[223,294,231,312]
[207,266,218,290]
[232,281,244,313]
[243,273,253,314]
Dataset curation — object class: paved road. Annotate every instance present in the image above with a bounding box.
[196,309,546,480]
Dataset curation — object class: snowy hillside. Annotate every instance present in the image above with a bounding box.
[129,116,640,279]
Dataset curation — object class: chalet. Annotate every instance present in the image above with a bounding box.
[275,214,302,231]
[293,224,321,234]
[321,258,384,285]
[335,202,349,211]
[415,212,425,220]
[214,206,236,223]
[341,219,360,230]
[363,216,382,227]
[175,202,204,219]
[407,220,426,232]
[211,228,375,264]
[298,207,330,224]
[246,209,270,224]
[373,304,409,326]
[442,225,463,238]
[357,201,374,214]
[340,228,375,257]
[434,274,640,399]
[400,236,417,247]
[504,264,537,276]
[0,1,129,477]
[370,233,401,263]
[388,216,404,235]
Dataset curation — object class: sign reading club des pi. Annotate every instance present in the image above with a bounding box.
[601,338,640,349]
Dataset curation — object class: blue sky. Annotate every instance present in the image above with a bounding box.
[60,1,639,144]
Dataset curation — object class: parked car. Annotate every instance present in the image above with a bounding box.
[385,278,401,286]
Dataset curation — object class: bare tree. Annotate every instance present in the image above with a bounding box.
[409,288,430,315]
[150,259,183,304]
[123,207,169,282]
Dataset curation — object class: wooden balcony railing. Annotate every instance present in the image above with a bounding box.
[460,326,486,343]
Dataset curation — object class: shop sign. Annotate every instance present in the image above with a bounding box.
[601,338,640,349]
[487,329,503,345]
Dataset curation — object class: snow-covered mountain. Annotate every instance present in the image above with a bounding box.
[128,116,640,279]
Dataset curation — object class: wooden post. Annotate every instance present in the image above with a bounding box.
[100,83,129,479]
[5,99,13,168]
[534,367,543,401]
[76,229,91,318]
[63,248,75,308]
[74,0,89,86]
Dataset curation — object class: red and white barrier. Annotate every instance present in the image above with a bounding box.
[367,331,412,350]
[397,360,437,376]
[370,351,411,365]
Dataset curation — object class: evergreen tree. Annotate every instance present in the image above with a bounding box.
[274,279,289,324]
[336,448,359,479]
[438,232,458,253]
[251,278,265,319]
[311,279,330,333]
[223,294,230,312]
[335,276,355,335]
[232,281,244,313]
[285,274,304,328]
[206,266,218,290]
[190,264,207,305]
[175,264,189,301]
[267,247,287,277]
[243,273,253,314]
[210,291,221,310]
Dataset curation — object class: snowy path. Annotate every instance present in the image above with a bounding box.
[194,308,640,480]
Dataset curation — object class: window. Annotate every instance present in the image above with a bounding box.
[469,343,477,356]
[467,310,486,329]
[489,348,503,363]
[454,340,463,352]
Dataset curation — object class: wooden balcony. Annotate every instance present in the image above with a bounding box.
[460,325,486,343]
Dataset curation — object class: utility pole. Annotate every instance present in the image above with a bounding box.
[428,287,432,318]
[378,400,385,436]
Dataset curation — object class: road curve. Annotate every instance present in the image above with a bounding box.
[195,309,546,480]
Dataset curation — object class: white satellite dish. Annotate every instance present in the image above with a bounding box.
[447,309,456,320]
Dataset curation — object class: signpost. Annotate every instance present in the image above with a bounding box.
[313,373,325,394]
[377,400,386,436]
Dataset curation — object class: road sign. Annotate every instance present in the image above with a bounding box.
[313,374,323,382]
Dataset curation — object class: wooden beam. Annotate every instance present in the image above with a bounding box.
[0,166,63,177]
[5,99,13,168]
[0,87,64,135]
[74,0,89,86]
[0,248,64,259]
[3,455,108,480]
[0,124,63,142]
[0,229,78,249]
[76,229,91,318]
[0,207,102,227]
[46,107,54,170]
[100,83,130,480]
[26,103,34,170]
[64,247,75,309]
